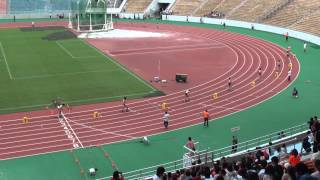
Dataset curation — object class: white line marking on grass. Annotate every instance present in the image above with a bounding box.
[73,56,101,59]
[15,69,119,80]
[0,92,155,112]
[0,42,14,80]
[56,41,102,59]
[56,41,76,58]
[81,39,157,91]
[65,91,154,104]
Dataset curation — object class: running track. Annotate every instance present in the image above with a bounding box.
[0,22,299,160]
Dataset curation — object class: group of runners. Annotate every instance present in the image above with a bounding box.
[46,32,305,134]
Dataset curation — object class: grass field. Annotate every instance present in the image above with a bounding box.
[0,27,159,114]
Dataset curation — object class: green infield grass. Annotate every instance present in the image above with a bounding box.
[0,27,159,114]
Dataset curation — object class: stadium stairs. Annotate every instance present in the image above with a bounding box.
[288,10,320,36]
[123,0,152,13]
[172,0,206,16]
[262,0,320,27]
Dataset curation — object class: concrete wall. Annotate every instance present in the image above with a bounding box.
[162,15,320,45]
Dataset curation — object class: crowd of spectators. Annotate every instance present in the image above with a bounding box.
[148,116,320,180]
[110,116,320,180]
[206,11,225,19]
[151,151,320,180]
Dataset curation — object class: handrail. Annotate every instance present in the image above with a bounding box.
[96,123,308,180]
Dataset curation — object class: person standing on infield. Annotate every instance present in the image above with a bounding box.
[163,111,170,129]
[202,110,209,127]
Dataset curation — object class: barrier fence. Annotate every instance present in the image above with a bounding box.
[161,15,320,46]
[97,123,308,179]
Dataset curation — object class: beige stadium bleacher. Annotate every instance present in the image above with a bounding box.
[263,0,320,27]
[194,0,223,17]
[124,0,152,13]
[289,10,320,36]
[228,0,283,22]
[172,0,205,15]
[213,0,243,16]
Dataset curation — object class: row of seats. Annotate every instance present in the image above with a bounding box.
[262,0,320,27]
[228,0,284,22]
[124,0,152,13]
[172,0,205,15]
[167,0,320,35]
[288,10,320,36]
[194,0,223,17]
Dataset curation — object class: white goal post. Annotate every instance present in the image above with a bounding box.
[70,0,115,33]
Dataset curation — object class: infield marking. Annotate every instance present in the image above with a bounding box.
[0,42,14,80]
[14,69,120,80]
[56,41,100,59]
[0,91,156,112]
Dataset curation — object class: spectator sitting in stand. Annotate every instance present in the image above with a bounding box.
[288,149,301,167]
[312,159,320,179]
[302,136,312,154]
[153,166,165,180]
[110,171,123,180]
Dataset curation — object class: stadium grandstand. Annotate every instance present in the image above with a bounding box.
[0,0,319,179]
[123,0,152,13]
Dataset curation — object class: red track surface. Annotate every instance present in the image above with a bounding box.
[0,22,299,160]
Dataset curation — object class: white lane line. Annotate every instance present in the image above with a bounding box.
[62,114,84,148]
[82,39,157,91]
[0,42,14,80]
[0,25,300,161]
[111,46,226,56]
[109,43,224,54]
[15,69,119,80]
[68,118,136,139]
[56,41,75,58]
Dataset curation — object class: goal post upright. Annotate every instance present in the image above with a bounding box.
[70,0,114,33]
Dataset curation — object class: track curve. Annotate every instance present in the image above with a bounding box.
[0,22,299,160]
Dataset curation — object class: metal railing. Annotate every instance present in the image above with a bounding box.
[103,123,308,180]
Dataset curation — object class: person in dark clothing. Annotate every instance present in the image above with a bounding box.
[302,136,312,153]
[271,156,284,180]
[292,87,298,98]
[232,136,238,153]
[295,162,316,180]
